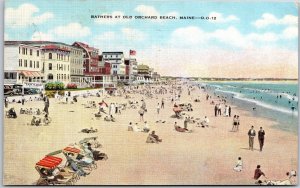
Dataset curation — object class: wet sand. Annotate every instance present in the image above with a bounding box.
[3,84,298,185]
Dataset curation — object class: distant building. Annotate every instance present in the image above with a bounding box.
[40,44,71,85]
[69,45,86,87]
[124,58,138,83]
[137,64,149,75]
[137,64,153,83]
[98,55,111,75]
[72,42,100,75]
[102,52,126,80]
[4,41,92,87]
[4,41,43,84]
[152,72,160,81]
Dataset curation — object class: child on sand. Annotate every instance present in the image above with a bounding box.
[233,157,243,172]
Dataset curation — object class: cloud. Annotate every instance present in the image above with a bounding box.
[135,5,160,16]
[212,26,250,48]
[281,26,298,39]
[247,32,279,42]
[94,11,128,25]
[31,31,53,41]
[92,28,146,50]
[134,5,179,22]
[31,22,90,41]
[94,31,116,41]
[5,3,54,27]
[121,28,146,41]
[170,26,251,48]
[253,13,298,28]
[170,26,209,47]
[208,12,239,23]
[170,25,297,49]
[52,23,91,38]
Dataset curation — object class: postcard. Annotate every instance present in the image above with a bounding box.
[3,0,298,185]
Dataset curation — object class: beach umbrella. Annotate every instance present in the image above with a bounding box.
[99,101,108,107]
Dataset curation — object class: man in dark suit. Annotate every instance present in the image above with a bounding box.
[214,105,218,117]
[258,127,265,152]
[248,126,256,151]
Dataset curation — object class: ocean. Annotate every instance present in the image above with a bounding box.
[197,81,298,134]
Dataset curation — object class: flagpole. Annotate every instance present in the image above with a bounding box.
[129,50,131,86]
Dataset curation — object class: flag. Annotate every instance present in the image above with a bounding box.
[130,50,136,56]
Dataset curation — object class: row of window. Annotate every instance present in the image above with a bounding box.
[48,53,70,61]
[19,59,40,68]
[103,55,122,58]
[47,63,70,71]
[71,58,82,64]
[71,50,82,55]
[56,74,70,80]
[19,47,39,57]
[71,68,83,74]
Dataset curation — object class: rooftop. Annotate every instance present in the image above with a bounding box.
[73,41,98,52]
[42,44,71,52]
[4,41,82,50]
[102,52,124,54]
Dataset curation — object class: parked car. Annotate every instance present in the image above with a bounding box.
[4,84,22,96]
[24,88,39,95]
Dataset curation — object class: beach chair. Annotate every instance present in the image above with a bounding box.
[35,156,75,185]
[63,147,97,171]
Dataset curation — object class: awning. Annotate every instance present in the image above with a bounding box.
[32,72,43,77]
[19,71,43,77]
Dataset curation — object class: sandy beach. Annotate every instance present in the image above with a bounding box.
[3,83,298,185]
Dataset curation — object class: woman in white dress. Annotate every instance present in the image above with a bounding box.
[225,105,229,117]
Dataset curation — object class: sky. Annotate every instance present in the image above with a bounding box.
[4,0,299,78]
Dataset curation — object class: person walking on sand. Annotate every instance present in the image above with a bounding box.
[156,103,160,114]
[258,127,265,152]
[21,95,25,105]
[236,116,240,131]
[214,104,218,117]
[139,108,145,122]
[161,98,165,109]
[218,104,222,116]
[4,97,8,108]
[225,105,229,117]
[229,106,231,117]
[248,126,256,151]
[232,115,238,131]
[184,117,189,130]
[43,96,50,115]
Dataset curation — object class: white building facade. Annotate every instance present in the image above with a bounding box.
[102,52,126,77]
[40,44,71,86]
[4,42,43,85]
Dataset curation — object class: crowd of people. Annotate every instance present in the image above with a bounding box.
[4,80,296,185]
